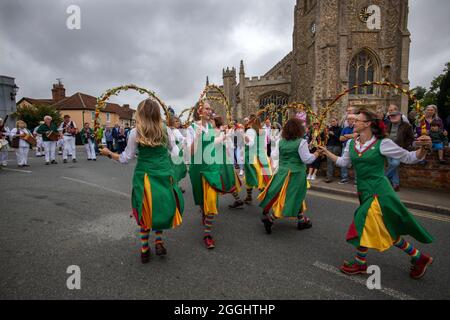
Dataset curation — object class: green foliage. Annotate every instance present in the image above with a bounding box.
[13,104,62,130]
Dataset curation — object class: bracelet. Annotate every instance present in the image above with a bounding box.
[108,152,113,159]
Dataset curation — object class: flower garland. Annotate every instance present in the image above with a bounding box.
[94,84,170,146]
[197,84,233,124]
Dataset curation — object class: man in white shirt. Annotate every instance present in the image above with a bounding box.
[59,115,78,163]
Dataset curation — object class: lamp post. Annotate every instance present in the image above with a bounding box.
[10,84,19,100]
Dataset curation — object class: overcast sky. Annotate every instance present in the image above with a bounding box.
[1,0,449,112]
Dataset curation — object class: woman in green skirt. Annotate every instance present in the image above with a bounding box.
[212,115,244,209]
[258,118,320,234]
[243,114,272,204]
[101,99,184,264]
[169,116,188,193]
[320,109,434,279]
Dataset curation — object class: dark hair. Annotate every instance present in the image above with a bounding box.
[282,118,306,141]
[168,116,180,128]
[64,115,70,119]
[358,109,387,140]
[214,116,224,128]
[430,119,441,128]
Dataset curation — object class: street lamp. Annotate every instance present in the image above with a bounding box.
[10,84,19,100]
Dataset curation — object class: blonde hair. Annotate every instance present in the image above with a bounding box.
[16,120,27,128]
[135,99,167,147]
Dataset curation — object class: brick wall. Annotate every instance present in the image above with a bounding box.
[319,147,450,193]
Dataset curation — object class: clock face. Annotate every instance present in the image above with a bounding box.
[359,7,373,23]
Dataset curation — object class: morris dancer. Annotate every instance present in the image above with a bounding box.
[212,116,243,209]
[9,120,33,167]
[33,121,45,157]
[243,114,272,204]
[37,116,60,165]
[258,118,320,234]
[0,117,10,167]
[186,101,226,249]
[320,110,434,279]
[80,122,97,161]
[59,115,78,163]
[101,99,184,263]
[169,116,187,193]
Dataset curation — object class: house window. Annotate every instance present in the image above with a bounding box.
[349,50,376,94]
[91,111,95,120]
[106,113,110,122]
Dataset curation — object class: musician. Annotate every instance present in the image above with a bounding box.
[10,120,33,167]
[37,115,60,165]
[33,121,45,157]
[79,122,97,161]
[59,115,78,163]
[0,117,10,167]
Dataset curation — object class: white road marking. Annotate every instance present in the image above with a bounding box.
[313,261,416,300]
[1,168,32,174]
[309,190,450,223]
[62,176,130,198]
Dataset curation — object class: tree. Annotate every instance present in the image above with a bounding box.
[436,62,450,123]
[13,104,62,130]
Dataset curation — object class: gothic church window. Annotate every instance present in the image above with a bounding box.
[259,92,289,123]
[349,50,376,94]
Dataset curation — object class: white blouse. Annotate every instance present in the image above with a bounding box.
[10,128,32,148]
[336,137,421,168]
[271,138,317,165]
[185,122,211,152]
[118,128,178,164]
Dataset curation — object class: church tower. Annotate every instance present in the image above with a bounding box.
[291,0,411,114]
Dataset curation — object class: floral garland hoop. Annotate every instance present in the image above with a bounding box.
[322,81,427,135]
[197,84,233,124]
[94,84,170,146]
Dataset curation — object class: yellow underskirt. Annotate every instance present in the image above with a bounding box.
[272,172,291,219]
[141,174,153,230]
[202,176,218,215]
[360,197,394,252]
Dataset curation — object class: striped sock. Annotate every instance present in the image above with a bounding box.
[154,231,163,245]
[246,188,253,198]
[232,192,241,201]
[140,228,150,253]
[394,238,422,262]
[297,213,307,224]
[204,214,214,237]
[355,246,369,265]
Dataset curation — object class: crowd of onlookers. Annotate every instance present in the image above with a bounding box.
[321,104,448,191]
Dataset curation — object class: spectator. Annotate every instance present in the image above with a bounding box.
[408,110,418,133]
[325,117,342,183]
[339,114,356,184]
[306,122,325,181]
[104,123,114,151]
[112,123,121,151]
[429,120,448,164]
[416,105,446,136]
[385,105,415,191]
[340,106,357,127]
[116,126,127,154]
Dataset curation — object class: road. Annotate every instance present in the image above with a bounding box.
[0,151,449,300]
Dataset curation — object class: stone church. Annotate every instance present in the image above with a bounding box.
[216,0,411,122]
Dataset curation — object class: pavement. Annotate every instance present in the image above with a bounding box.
[1,151,450,300]
[308,176,450,215]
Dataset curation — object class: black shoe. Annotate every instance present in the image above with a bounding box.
[298,220,312,230]
[229,200,244,209]
[325,178,333,183]
[45,162,50,165]
[244,196,253,204]
[87,159,92,161]
[155,243,167,256]
[141,250,151,264]
[63,159,68,163]
[73,159,77,163]
[261,216,273,234]
[92,158,96,161]
[51,160,57,164]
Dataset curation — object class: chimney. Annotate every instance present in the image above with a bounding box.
[52,79,66,102]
